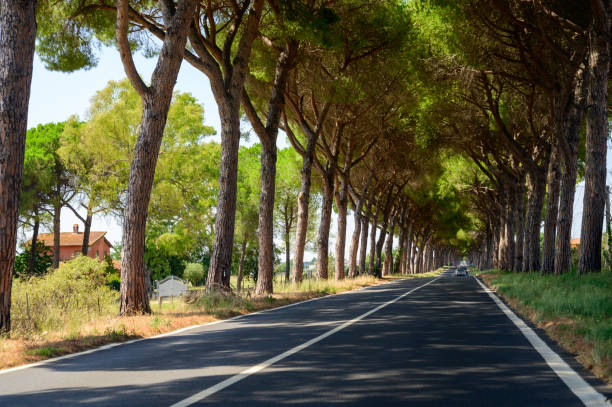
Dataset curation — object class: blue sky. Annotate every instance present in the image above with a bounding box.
[25,45,608,255]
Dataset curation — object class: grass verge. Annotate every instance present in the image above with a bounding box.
[1,270,442,371]
[474,269,612,384]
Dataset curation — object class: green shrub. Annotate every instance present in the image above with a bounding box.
[183,263,204,286]
[13,242,53,277]
[11,256,119,335]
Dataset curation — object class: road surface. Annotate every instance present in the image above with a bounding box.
[1,269,610,406]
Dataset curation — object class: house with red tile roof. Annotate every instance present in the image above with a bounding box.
[35,224,113,262]
[570,238,580,249]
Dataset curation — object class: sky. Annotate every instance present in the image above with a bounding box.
[25,45,610,259]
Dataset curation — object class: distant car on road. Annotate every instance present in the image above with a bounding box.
[455,267,468,277]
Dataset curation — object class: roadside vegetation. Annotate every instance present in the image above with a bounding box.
[476,269,612,384]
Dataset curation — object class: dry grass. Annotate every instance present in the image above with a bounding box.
[478,271,612,385]
[0,272,441,370]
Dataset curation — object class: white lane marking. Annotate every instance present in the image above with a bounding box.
[171,276,442,407]
[0,277,406,376]
[475,277,610,407]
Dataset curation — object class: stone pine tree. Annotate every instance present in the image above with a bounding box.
[0,0,37,333]
[116,0,198,315]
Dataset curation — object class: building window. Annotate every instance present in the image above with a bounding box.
[96,250,99,258]
[74,251,80,257]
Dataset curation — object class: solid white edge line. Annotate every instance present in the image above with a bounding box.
[170,275,443,407]
[475,277,610,407]
[0,275,416,376]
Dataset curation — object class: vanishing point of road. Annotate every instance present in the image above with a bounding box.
[1,269,610,406]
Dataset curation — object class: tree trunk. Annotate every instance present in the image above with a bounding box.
[0,0,37,333]
[348,206,362,279]
[27,215,40,275]
[368,212,378,274]
[284,228,291,283]
[117,0,197,315]
[291,134,317,283]
[605,186,612,270]
[542,149,561,274]
[358,205,370,275]
[237,239,247,292]
[254,139,277,295]
[207,103,242,290]
[250,45,294,296]
[334,174,349,280]
[383,215,395,276]
[555,66,588,275]
[81,207,93,255]
[523,169,547,272]
[374,192,393,277]
[513,183,525,272]
[579,14,610,274]
[316,171,334,280]
[53,202,61,268]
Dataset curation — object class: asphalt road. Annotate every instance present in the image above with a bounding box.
[1,269,610,406]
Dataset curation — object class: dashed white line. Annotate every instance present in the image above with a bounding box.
[170,276,442,407]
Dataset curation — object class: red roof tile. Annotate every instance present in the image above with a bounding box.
[34,232,111,248]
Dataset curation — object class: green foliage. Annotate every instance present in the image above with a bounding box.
[13,242,53,278]
[10,256,118,335]
[183,263,205,286]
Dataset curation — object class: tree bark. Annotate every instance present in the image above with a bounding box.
[52,202,61,268]
[334,174,349,280]
[555,67,588,275]
[368,211,378,274]
[81,208,93,256]
[0,0,37,333]
[316,170,334,280]
[542,149,561,274]
[254,138,277,294]
[513,183,525,272]
[237,239,247,292]
[291,134,317,283]
[523,169,547,272]
[284,225,291,283]
[117,0,197,315]
[358,204,370,275]
[27,215,40,275]
[246,44,295,296]
[579,10,610,274]
[383,215,396,276]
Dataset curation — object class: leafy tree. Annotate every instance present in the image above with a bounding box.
[13,242,53,278]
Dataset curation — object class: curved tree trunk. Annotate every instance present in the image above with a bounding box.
[0,0,36,333]
[81,209,93,256]
[579,16,609,274]
[348,206,362,279]
[117,0,197,315]
[542,149,561,274]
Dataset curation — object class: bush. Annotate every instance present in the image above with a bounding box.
[11,256,118,335]
[183,263,204,286]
